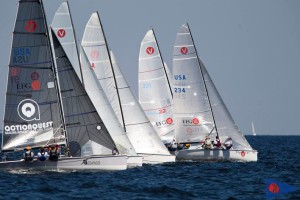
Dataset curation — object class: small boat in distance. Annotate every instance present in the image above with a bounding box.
[252,122,257,136]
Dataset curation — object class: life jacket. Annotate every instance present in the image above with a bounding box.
[214,139,222,147]
[38,152,46,161]
[24,151,33,161]
[49,149,59,161]
[224,139,233,149]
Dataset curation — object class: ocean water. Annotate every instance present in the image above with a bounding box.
[0,136,299,200]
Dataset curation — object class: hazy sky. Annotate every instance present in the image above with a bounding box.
[0,0,299,135]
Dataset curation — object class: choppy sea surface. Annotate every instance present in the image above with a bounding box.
[0,136,299,200]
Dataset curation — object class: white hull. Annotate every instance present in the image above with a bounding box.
[138,153,176,164]
[0,155,127,171]
[127,155,143,167]
[176,149,258,162]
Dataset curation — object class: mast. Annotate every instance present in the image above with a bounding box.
[96,12,127,132]
[152,29,173,98]
[187,23,219,138]
[41,0,69,147]
[66,1,85,87]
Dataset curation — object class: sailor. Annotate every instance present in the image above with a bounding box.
[166,139,177,152]
[202,136,213,149]
[213,136,222,149]
[49,145,59,161]
[177,143,184,150]
[223,137,233,150]
[112,147,119,155]
[184,143,191,149]
[37,147,48,161]
[22,146,34,162]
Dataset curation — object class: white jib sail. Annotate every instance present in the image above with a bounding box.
[81,13,170,155]
[138,30,174,143]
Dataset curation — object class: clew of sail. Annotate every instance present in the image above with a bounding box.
[2,0,65,151]
[138,29,174,143]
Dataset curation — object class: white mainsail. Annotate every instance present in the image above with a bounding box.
[81,12,171,155]
[51,2,137,156]
[138,29,174,143]
[173,23,252,150]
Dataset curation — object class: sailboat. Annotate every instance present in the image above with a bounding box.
[173,23,257,162]
[138,29,175,144]
[252,122,256,136]
[0,0,127,170]
[81,13,175,164]
[51,2,142,167]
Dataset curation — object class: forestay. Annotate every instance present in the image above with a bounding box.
[173,23,252,150]
[51,29,116,157]
[2,0,65,151]
[138,30,174,143]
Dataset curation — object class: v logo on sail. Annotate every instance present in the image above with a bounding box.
[25,20,37,32]
[57,29,66,38]
[180,47,188,54]
[146,47,154,55]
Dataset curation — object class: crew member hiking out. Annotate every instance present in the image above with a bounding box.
[49,145,59,161]
[22,146,34,162]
